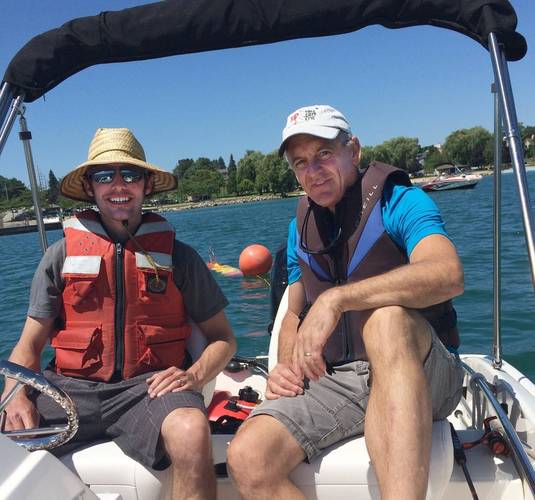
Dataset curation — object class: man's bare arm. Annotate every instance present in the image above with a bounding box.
[147,310,236,397]
[293,234,463,379]
[2,316,54,430]
[332,234,463,314]
[187,310,237,387]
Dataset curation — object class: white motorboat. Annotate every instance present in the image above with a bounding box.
[421,165,483,192]
[1,1,534,499]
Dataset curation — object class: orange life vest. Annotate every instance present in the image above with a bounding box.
[51,209,191,382]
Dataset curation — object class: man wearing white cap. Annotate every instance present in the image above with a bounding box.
[229,105,464,500]
[2,128,236,499]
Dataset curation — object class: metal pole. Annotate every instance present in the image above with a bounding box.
[18,109,48,253]
[492,83,502,370]
[489,33,535,290]
[464,364,535,495]
[0,93,24,157]
[0,82,13,129]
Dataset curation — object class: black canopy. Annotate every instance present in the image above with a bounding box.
[3,0,527,103]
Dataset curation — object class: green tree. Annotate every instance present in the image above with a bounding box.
[0,175,29,200]
[388,137,420,172]
[372,137,420,172]
[173,159,194,180]
[423,146,449,173]
[237,178,255,194]
[442,127,493,167]
[57,195,81,210]
[228,154,237,170]
[278,166,297,194]
[181,168,223,198]
[373,143,391,164]
[359,146,376,169]
[237,151,263,190]
[0,175,32,211]
[194,157,214,171]
[262,152,296,195]
[217,156,226,171]
[47,170,60,205]
[255,163,270,194]
[520,124,535,159]
[227,154,238,195]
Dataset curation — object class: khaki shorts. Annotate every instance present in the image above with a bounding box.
[250,329,464,461]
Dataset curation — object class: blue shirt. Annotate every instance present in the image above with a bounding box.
[287,182,449,285]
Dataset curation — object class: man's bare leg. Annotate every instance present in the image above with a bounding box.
[227,415,306,500]
[161,407,215,500]
[362,306,432,500]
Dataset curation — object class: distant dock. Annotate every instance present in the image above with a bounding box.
[0,220,63,236]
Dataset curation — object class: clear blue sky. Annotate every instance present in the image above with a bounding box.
[1,0,534,186]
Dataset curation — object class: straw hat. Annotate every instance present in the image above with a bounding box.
[60,128,177,202]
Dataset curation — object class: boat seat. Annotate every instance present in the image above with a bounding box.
[61,441,171,500]
[60,420,452,500]
[290,419,453,499]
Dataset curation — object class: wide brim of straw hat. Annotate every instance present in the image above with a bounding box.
[60,128,177,202]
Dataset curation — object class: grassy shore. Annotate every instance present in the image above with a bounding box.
[153,170,499,211]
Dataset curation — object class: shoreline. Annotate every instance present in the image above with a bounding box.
[0,193,305,234]
[147,191,305,212]
[3,165,533,228]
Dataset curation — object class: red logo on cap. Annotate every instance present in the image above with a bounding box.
[290,112,300,125]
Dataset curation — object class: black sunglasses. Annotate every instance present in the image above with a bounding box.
[88,167,145,184]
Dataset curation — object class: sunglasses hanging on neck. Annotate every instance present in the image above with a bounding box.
[299,205,342,255]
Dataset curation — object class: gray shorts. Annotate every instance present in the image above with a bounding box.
[250,330,464,461]
[33,369,206,470]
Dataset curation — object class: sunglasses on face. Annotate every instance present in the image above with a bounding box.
[88,167,145,184]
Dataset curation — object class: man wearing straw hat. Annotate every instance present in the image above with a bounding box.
[2,127,236,499]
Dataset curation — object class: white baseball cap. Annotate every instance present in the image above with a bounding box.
[279,105,351,156]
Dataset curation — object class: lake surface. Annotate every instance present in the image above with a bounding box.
[1,171,534,382]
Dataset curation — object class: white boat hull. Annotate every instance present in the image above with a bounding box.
[421,178,480,191]
[2,353,534,500]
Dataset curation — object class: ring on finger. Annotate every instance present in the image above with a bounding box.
[304,352,313,357]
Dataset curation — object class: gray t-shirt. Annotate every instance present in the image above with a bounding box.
[28,238,228,324]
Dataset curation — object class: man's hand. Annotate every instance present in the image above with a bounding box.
[292,290,342,381]
[2,391,40,431]
[265,363,304,400]
[146,367,201,398]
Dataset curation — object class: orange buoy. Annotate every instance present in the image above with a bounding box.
[239,244,273,276]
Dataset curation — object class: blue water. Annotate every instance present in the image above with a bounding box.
[1,172,534,382]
